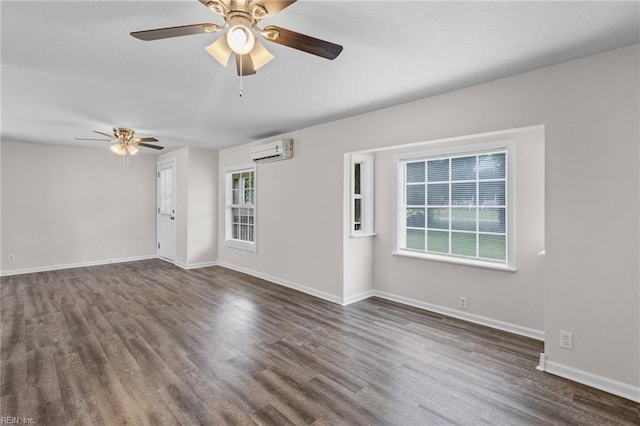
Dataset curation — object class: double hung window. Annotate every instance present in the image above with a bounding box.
[225,166,256,251]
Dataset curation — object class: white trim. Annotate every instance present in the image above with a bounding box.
[224,239,257,253]
[393,139,513,163]
[371,290,544,341]
[224,163,256,174]
[536,353,547,371]
[391,250,517,272]
[0,254,158,277]
[349,233,377,238]
[217,261,343,305]
[343,290,376,306]
[174,260,219,270]
[544,360,640,403]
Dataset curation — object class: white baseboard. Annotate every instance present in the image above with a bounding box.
[0,254,158,277]
[174,260,219,270]
[371,290,545,341]
[343,290,376,306]
[544,360,640,403]
[217,262,343,305]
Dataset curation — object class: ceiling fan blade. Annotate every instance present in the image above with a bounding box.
[136,137,159,142]
[93,131,113,138]
[248,40,274,71]
[131,23,222,41]
[205,36,232,66]
[137,143,164,150]
[263,25,343,60]
[75,138,110,141]
[236,54,257,76]
[248,1,296,19]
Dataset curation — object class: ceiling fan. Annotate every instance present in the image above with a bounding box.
[130,0,343,77]
[75,127,164,162]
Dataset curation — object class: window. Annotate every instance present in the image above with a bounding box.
[158,166,174,215]
[225,166,256,251]
[351,154,375,236]
[353,162,363,231]
[396,142,515,270]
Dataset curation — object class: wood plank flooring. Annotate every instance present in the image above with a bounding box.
[1,259,638,425]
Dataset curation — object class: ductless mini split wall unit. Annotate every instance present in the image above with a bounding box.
[250,139,293,163]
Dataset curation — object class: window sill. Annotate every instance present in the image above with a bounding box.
[349,232,377,238]
[225,240,257,253]
[391,250,517,272]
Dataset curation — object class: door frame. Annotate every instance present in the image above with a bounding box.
[157,159,176,262]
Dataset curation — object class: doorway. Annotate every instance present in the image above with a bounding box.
[157,160,176,262]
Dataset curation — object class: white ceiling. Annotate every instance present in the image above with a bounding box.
[2,1,639,152]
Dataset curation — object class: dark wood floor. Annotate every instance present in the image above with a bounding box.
[1,259,638,425]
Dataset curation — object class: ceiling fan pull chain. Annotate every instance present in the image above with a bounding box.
[239,55,244,97]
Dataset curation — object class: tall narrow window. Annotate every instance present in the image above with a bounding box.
[159,167,174,215]
[396,142,514,270]
[351,154,375,236]
[353,162,363,231]
[225,166,256,251]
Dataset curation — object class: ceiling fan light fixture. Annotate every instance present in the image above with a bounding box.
[227,25,255,55]
[110,143,126,156]
[206,37,232,66]
[127,144,139,155]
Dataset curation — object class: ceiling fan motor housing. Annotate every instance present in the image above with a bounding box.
[113,127,135,142]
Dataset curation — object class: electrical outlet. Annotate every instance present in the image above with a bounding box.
[7,254,15,262]
[459,296,467,309]
[96,246,103,254]
[560,331,573,350]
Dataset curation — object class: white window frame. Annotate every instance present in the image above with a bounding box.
[393,140,516,271]
[350,154,375,237]
[225,164,257,252]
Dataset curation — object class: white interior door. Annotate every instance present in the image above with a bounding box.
[157,160,176,261]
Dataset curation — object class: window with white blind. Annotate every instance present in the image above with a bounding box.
[225,166,256,252]
[395,141,515,270]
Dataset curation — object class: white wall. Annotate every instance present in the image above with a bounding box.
[218,45,639,394]
[159,147,218,268]
[1,141,157,273]
[187,147,218,266]
[218,140,344,300]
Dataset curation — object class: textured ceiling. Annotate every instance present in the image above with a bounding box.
[2,1,639,152]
